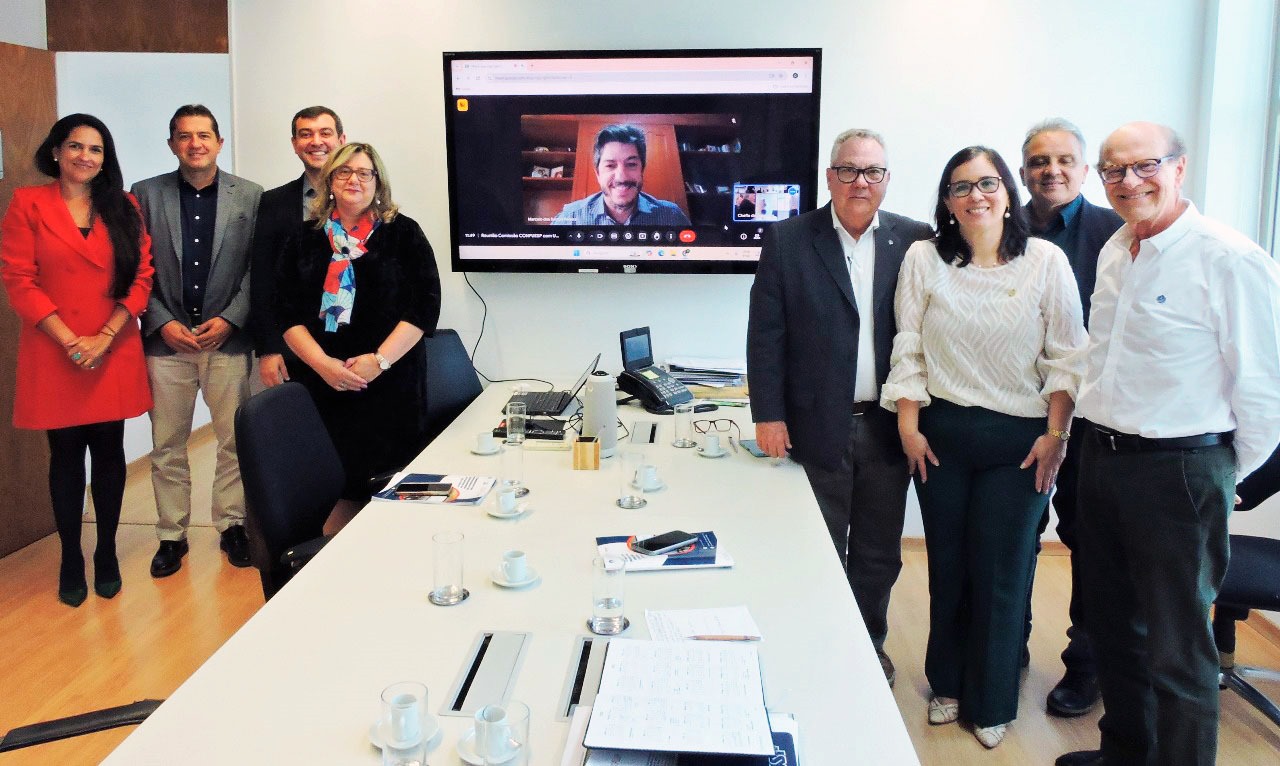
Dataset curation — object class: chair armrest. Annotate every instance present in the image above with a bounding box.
[0,699,163,752]
[281,536,331,569]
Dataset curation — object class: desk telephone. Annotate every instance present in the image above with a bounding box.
[618,326,696,414]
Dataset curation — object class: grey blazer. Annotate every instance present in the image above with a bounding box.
[131,169,263,356]
[747,204,934,472]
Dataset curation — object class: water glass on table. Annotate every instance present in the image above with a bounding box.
[588,555,629,635]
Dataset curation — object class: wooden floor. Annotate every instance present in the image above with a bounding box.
[2,441,1279,763]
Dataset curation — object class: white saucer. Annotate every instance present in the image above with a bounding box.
[491,567,540,588]
[470,445,500,456]
[631,478,667,492]
[696,447,728,459]
[367,714,441,751]
[456,727,520,765]
[487,502,530,519]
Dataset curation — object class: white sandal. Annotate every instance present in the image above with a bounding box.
[974,723,1008,749]
[927,695,959,725]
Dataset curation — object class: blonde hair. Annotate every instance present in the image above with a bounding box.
[310,142,399,226]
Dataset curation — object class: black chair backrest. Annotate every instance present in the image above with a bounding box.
[235,382,345,597]
[422,329,483,446]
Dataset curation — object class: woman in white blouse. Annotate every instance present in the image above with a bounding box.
[881,146,1087,749]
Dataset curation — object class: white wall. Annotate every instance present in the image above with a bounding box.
[231,0,1227,538]
[56,52,234,461]
[0,0,46,49]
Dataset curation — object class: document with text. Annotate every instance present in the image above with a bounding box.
[583,639,773,756]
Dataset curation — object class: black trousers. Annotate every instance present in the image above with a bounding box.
[916,399,1049,727]
[1026,419,1094,674]
[801,408,909,651]
[1077,424,1234,766]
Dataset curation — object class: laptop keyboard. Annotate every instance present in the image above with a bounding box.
[510,390,570,415]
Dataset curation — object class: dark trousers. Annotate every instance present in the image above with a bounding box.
[47,421,127,586]
[916,399,1049,727]
[1026,420,1095,674]
[1076,425,1234,766]
[802,409,909,651]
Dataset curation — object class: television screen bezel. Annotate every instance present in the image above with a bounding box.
[441,47,824,275]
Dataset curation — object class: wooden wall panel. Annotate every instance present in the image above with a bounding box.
[0,42,58,558]
[46,0,228,53]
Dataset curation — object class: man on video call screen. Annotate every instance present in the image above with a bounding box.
[551,124,692,226]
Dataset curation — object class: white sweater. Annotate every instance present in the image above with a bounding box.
[881,237,1087,418]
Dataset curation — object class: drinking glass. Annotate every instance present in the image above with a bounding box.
[428,531,468,605]
[588,556,628,635]
[672,402,696,448]
[616,449,647,509]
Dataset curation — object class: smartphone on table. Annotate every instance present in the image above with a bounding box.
[396,481,452,499]
[633,530,698,556]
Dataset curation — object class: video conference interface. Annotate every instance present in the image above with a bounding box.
[443,53,820,272]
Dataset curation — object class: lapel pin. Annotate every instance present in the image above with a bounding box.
[1157,294,1167,303]
[1008,289,1016,297]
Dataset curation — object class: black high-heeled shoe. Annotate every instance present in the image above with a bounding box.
[94,551,122,599]
[60,557,87,607]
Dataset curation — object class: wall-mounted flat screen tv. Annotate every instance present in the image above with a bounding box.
[442,48,822,274]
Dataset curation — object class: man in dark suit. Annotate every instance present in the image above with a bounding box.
[1019,117,1123,717]
[250,105,346,388]
[131,104,263,577]
[747,129,933,686]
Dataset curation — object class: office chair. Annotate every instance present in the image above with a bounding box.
[235,382,345,600]
[0,700,162,752]
[1213,461,1280,727]
[421,328,483,446]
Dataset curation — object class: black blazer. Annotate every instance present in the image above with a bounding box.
[250,176,309,355]
[1025,196,1123,327]
[747,204,933,471]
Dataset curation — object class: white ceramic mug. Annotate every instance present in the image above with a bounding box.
[476,432,498,453]
[474,704,512,761]
[701,433,722,454]
[497,488,519,513]
[501,550,528,582]
[636,463,659,489]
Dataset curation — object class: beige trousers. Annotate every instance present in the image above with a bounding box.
[147,350,251,540]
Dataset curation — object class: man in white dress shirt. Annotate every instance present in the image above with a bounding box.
[1057,122,1280,766]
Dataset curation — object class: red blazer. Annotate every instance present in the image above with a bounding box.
[0,182,154,429]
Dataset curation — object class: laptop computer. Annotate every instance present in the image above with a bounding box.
[502,354,601,416]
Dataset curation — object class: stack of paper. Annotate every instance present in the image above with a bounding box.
[595,532,733,571]
[665,356,746,389]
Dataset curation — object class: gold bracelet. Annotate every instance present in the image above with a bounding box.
[100,326,117,338]
[1046,427,1070,441]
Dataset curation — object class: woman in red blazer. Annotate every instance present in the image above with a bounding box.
[0,114,153,606]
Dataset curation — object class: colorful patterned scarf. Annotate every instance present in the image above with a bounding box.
[320,210,380,332]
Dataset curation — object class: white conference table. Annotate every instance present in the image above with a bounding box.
[105,385,919,765]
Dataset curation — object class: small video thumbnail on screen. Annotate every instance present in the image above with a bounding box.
[521,113,797,228]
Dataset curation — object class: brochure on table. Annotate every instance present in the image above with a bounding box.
[595,532,733,571]
[372,472,496,504]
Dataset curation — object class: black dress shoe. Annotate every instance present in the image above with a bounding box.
[1055,749,1104,766]
[150,540,189,578]
[220,525,252,568]
[1047,669,1101,717]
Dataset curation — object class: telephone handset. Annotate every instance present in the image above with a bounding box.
[618,326,695,414]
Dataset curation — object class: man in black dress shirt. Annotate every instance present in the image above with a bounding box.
[1018,117,1122,717]
[131,105,262,576]
[250,106,346,388]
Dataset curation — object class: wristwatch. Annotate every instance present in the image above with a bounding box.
[1046,427,1070,441]
[374,352,391,371]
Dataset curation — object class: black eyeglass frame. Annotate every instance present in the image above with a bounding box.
[947,176,1003,198]
[830,165,888,184]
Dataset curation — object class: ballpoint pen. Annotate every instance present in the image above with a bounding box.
[688,635,761,642]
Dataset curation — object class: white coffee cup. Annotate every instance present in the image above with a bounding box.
[636,463,660,489]
[497,488,519,513]
[701,433,722,454]
[501,550,529,582]
[474,704,512,761]
[476,432,498,453]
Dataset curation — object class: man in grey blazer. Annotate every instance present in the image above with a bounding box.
[747,129,933,686]
[131,104,263,577]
